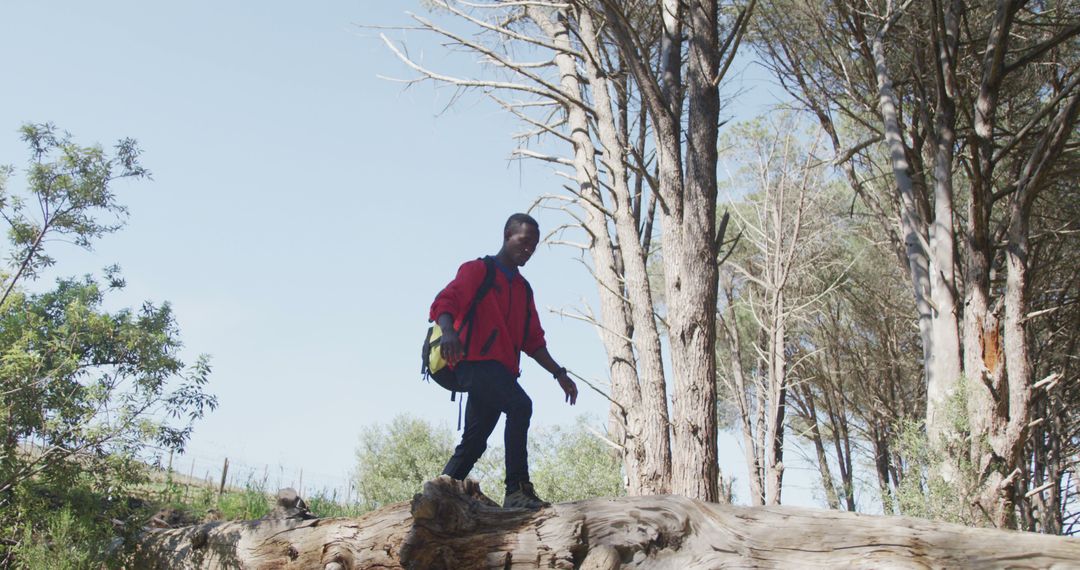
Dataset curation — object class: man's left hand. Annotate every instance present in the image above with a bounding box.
[557,373,578,405]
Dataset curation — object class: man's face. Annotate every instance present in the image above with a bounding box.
[505,223,540,267]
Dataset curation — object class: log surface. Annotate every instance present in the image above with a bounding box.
[133,476,1080,569]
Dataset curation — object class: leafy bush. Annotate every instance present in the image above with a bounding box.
[530,419,625,503]
[353,415,456,510]
[3,477,148,569]
[353,413,624,509]
[892,378,985,526]
[12,508,103,570]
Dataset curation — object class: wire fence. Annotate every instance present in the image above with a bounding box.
[146,445,357,506]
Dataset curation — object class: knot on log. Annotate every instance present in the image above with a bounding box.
[189,528,209,551]
[579,545,620,570]
[408,476,501,533]
[263,487,317,521]
[147,507,199,529]
[400,476,545,569]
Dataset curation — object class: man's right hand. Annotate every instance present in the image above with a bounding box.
[439,328,463,365]
[436,313,463,365]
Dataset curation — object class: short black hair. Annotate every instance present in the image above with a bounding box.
[504,213,539,234]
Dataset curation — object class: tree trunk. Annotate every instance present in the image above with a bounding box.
[871,31,951,450]
[764,290,787,505]
[720,278,766,506]
[529,5,662,497]
[926,0,964,459]
[797,384,842,510]
[666,0,722,502]
[134,477,1080,569]
[574,7,674,496]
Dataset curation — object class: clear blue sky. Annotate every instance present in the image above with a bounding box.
[0,1,824,506]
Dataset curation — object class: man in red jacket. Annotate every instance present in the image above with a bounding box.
[430,213,578,509]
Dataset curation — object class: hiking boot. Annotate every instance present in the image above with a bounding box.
[502,481,551,509]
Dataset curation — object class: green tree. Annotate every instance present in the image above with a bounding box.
[0,123,216,566]
[0,123,145,306]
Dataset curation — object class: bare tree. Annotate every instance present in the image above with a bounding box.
[379,0,754,501]
[787,217,926,515]
[716,115,847,505]
[596,0,755,501]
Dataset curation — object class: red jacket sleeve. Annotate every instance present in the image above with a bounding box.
[522,284,546,356]
[429,259,486,324]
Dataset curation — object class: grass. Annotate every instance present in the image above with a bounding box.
[143,466,369,524]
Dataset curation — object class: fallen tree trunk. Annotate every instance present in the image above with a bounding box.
[134,476,1080,569]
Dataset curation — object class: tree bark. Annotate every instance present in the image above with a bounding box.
[134,477,1080,569]
[797,383,842,511]
[667,0,721,503]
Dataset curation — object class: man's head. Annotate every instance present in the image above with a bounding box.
[501,213,540,267]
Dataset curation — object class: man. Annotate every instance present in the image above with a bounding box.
[430,213,578,509]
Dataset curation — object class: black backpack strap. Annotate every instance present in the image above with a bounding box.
[461,257,496,358]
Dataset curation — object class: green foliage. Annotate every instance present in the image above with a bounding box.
[215,480,273,521]
[529,419,625,504]
[1,123,147,305]
[353,414,624,509]
[0,275,216,491]
[353,415,456,510]
[13,508,104,570]
[303,491,368,519]
[892,380,985,526]
[158,472,367,523]
[0,124,215,566]
[4,476,148,569]
[150,471,271,523]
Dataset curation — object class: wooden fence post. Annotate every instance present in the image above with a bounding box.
[185,458,195,503]
[217,458,229,506]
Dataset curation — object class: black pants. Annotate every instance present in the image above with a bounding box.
[441,360,532,492]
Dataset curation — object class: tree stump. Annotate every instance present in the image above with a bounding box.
[133,475,1080,569]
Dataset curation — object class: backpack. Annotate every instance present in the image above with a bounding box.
[421,256,533,400]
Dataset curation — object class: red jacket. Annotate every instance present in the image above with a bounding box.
[430,258,546,377]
